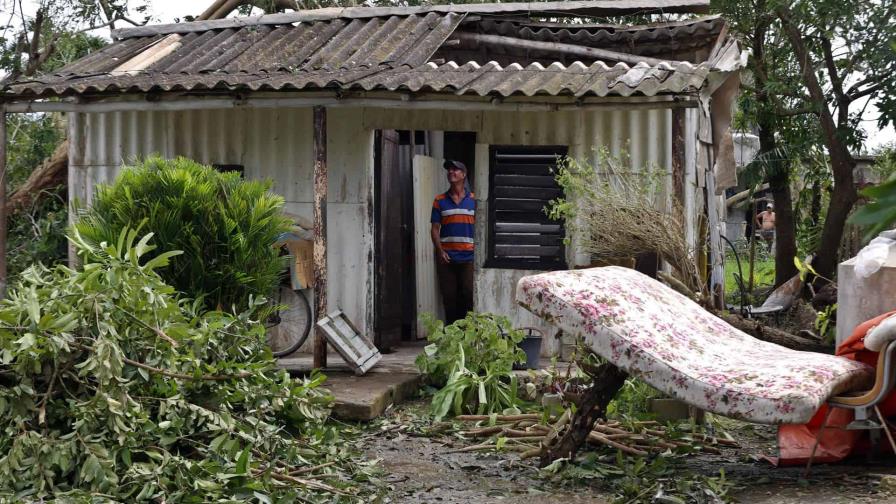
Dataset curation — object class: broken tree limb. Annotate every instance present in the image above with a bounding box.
[451,32,672,67]
[540,363,628,466]
[6,139,68,215]
[719,312,830,353]
[656,272,829,352]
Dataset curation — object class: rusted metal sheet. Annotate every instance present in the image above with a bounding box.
[413,154,446,335]
[5,11,742,101]
[312,105,328,369]
[110,1,710,38]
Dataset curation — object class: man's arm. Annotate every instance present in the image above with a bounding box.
[431,223,450,264]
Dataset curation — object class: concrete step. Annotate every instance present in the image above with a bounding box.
[278,343,425,421]
[324,371,424,421]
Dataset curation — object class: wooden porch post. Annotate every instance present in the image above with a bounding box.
[312,105,328,369]
[0,106,7,299]
[671,108,686,208]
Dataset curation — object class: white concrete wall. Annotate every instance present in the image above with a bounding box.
[72,104,688,357]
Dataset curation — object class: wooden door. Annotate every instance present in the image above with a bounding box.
[374,130,403,352]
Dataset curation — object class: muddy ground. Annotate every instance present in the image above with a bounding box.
[361,400,896,503]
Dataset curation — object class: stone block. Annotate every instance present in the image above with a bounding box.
[836,248,896,346]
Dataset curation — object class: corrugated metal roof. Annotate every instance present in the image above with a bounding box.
[110,0,711,38]
[4,9,741,100]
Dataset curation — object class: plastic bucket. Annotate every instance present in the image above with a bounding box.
[513,327,544,370]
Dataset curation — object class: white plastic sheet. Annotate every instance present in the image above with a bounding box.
[855,230,896,278]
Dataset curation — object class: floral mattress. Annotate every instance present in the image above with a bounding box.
[516,267,874,424]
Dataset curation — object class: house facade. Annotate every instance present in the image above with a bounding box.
[2,1,746,358]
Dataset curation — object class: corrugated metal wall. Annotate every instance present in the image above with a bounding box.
[70,108,374,336]
[478,109,673,356]
[71,104,683,357]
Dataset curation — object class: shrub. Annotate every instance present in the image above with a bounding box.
[73,156,292,312]
[0,230,368,501]
[416,313,526,420]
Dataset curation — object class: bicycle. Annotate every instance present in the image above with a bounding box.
[265,230,313,357]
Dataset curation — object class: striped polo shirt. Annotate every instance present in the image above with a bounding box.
[431,190,475,263]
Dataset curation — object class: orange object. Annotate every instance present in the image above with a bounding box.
[772,311,896,466]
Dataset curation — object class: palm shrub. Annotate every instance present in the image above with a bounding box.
[73,156,292,313]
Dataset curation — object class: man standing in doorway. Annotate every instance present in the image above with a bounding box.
[756,202,776,253]
[431,160,475,324]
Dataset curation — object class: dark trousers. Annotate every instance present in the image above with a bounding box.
[437,261,474,325]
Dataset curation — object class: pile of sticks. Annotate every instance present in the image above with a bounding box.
[452,413,739,459]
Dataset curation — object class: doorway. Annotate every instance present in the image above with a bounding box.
[373,130,477,350]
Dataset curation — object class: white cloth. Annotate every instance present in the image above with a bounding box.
[855,230,896,278]
[865,314,896,352]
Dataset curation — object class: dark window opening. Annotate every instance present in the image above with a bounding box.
[212,164,245,177]
[486,145,568,270]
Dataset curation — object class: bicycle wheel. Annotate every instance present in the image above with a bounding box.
[266,287,312,357]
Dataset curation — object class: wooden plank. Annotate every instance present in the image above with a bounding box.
[494,222,561,233]
[494,233,563,246]
[494,210,556,223]
[492,186,562,199]
[672,107,685,207]
[494,163,556,175]
[313,106,328,369]
[494,198,551,212]
[493,174,557,188]
[496,245,562,257]
[494,153,564,161]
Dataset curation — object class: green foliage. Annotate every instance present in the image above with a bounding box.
[724,244,775,303]
[606,379,663,420]
[73,156,293,313]
[0,230,371,501]
[816,304,837,345]
[7,195,69,280]
[850,175,896,240]
[4,114,65,189]
[542,452,734,503]
[416,313,526,420]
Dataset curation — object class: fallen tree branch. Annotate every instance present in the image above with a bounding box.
[7,140,68,215]
[719,312,830,353]
[540,363,628,466]
[453,32,672,66]
[121,357,252,381]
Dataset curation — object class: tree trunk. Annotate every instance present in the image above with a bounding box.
[777,6,857,281]
[813,182,856,279]
[540,363,628,466]
[752,9,798,286]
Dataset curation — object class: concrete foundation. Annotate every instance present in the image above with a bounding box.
[836,248,896,346]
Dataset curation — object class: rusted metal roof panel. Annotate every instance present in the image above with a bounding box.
[4,10,742,100]
[110,1,710,39]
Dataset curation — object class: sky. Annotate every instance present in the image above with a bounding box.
[13,0,896,151]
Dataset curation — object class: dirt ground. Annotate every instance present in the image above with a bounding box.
[362,400,896,503]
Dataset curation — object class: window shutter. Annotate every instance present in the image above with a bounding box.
[487,145,567,270]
